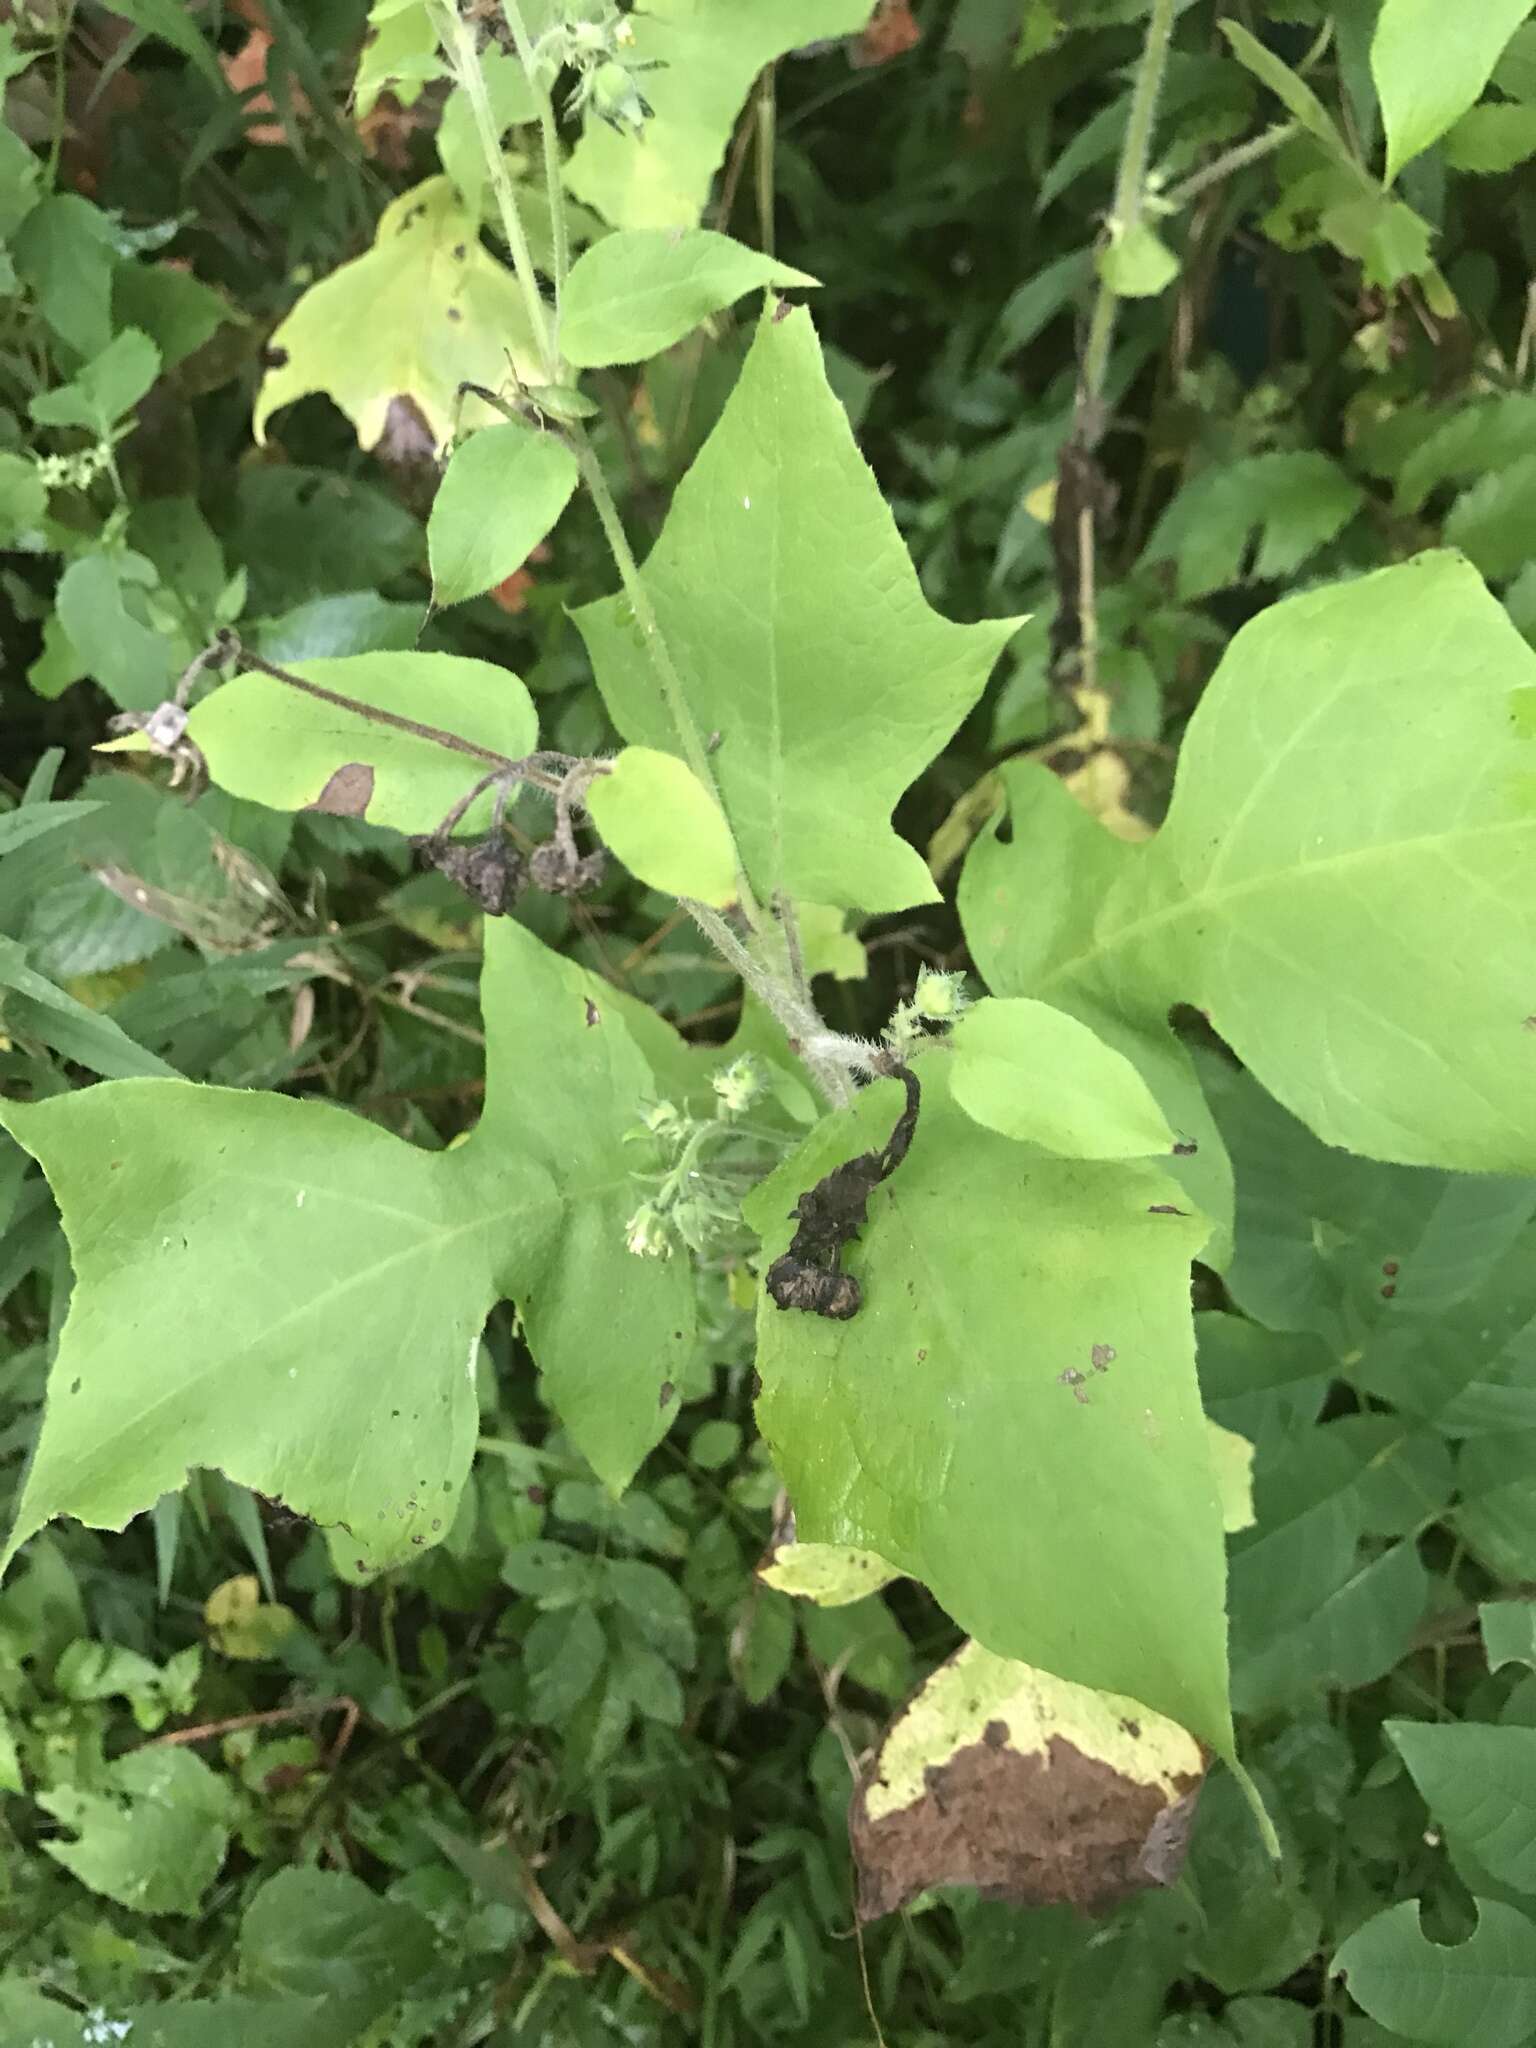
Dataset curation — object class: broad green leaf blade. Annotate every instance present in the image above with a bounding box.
[561,229,817,367]
[565,0,874,229]
[745,1068,1233,1756]
[1372,0,1536,182]
[428,421,578,608]
[1334,1900,1536,2048]
[575,309,1020,914]
[587,746,737,907]
[950,996,1175,1158]
[253,178,540,450]
[0,1082,548,1572]
[962,555,1536,1175]
[958,768,1231,1253]
[1388,1721,1536,1892]
[188,652,538,836]
[471,919,697,1491]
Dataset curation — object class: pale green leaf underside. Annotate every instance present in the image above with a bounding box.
[575,309,1020,914]
[561,228,817,367]
[1388,1719,1536,1892]
[1372,0,1536,181]
[428,421,579,607]
[1,922,694,1574]
[1334,1900,1536,2048]
[745,1069,1232,1756]
[951,995,1175,1158]
[962,553,1536,1175]
[253,178,540,450]
[188,652,537,837]
[565,0,875,230]
[587,746,738,907]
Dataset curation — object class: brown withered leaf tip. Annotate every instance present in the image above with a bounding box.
[848,1641,1206,1922]
[307,762,375,818]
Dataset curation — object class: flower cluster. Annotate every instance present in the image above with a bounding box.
[622,1056,769,1261]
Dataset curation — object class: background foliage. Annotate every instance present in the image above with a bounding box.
[5,0,1536,2041]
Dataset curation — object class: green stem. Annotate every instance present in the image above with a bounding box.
[1077,0,1179,441]
[1163,120,1298,210]
[500,0,570,338]
[754,67,777,258]
[431,1,556,381]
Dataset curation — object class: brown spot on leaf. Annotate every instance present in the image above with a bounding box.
[307,762,375,817]
[584,997,600,1026]
[1172,1139,1198,1156]
[1381,1282,1397,1299]
[850,1724,1203,1921]
[658,1380,675,1409]
[1148,1203,1186,1216]
[1091,1344,1116,1372]
[1382,1260,1400,1277]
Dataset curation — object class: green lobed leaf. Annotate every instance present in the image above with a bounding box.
[1372,0,1536,181]
[1334,1899,1536,2048]
[38,1744,234,1915]
[586,746,738,907]
[0,920,694,1575]
[949,996,1175,1158]
[561,228,818,367]
[188,652,538,837]
[1141,452,1364,601]
[576,308,1020,915]
[961,554,1536,1176]
[745,1065,1232,1756]
[427,420,579,608]
[253,177,540,451]
[565,0,875,230]
[1389,1720,1536,1892]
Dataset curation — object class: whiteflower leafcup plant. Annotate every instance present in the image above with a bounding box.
[5,0,1536,1966]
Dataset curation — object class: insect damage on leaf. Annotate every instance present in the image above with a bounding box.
[850,1639,1207,1921]
[307,762,376,817]
[765,1065,920,1320]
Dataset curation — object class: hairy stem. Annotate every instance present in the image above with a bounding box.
[431,0,556,381]
[682,900,852,1109]
[1077,0,1179,442]
[499,0,570,342]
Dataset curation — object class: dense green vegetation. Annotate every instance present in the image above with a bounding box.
[5,2,1536,2042]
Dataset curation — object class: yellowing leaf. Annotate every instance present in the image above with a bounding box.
[254,178,540,451]
[1208,1421,1256,1535]
[204,1573,296,1659]
[587,747,738,907]
[758,1541,901,1606]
